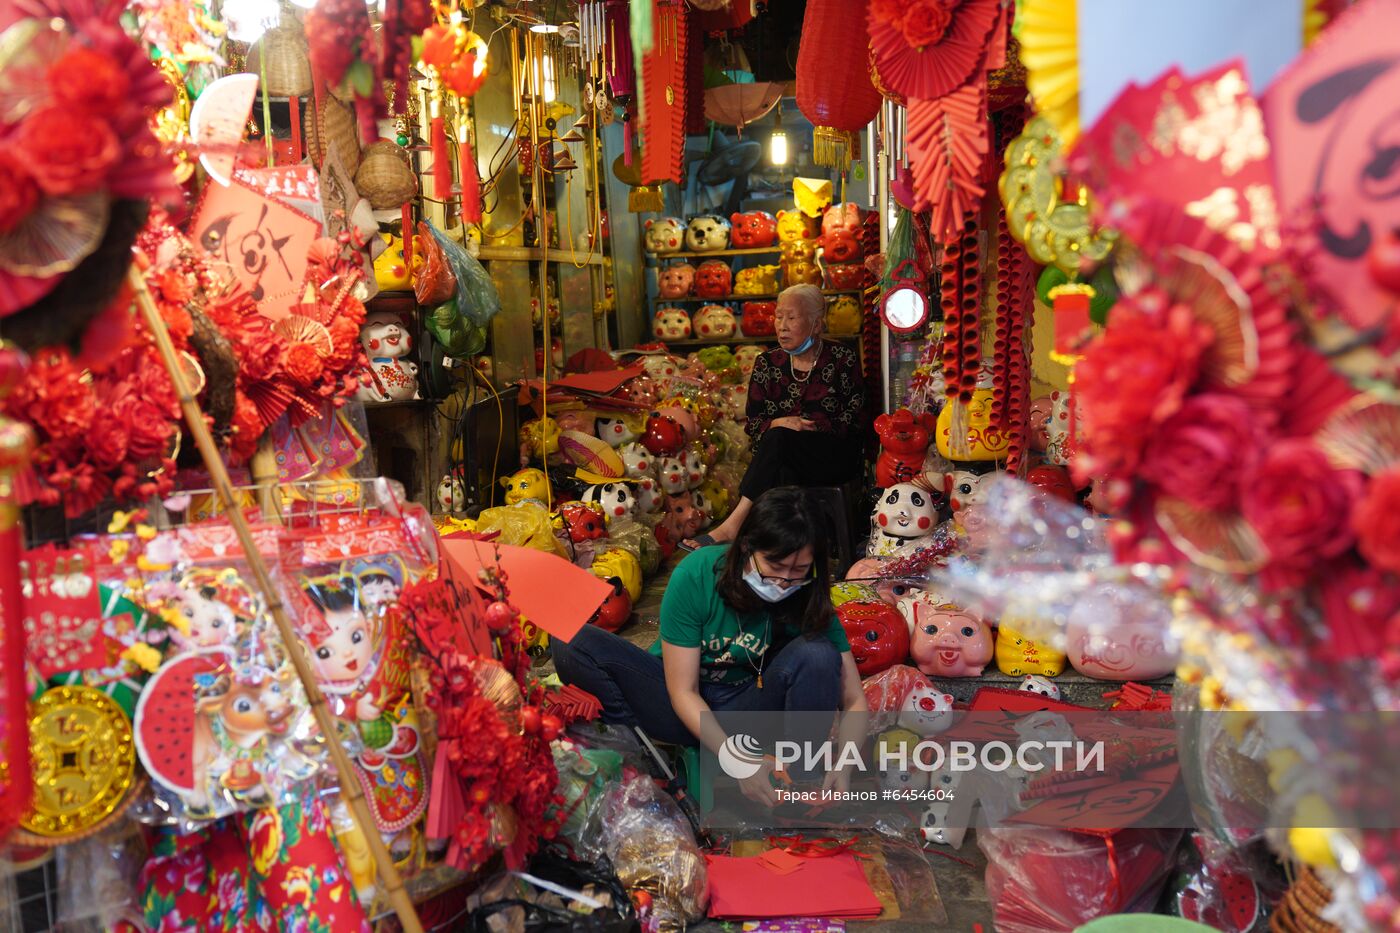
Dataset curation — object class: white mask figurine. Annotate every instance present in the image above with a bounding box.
[356,311,420,402]
[582,482,636,521]
[870,483,940,558]
[436,474,465,513]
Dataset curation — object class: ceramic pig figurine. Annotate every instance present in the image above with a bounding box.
[995,622,1067,677]
[1019,675,1061,700]
[653,308,692,340]
[681,448,706,488]
[869,483,940,557]
[694,259,733,299]
[826,295,862,335]
[876,727,930,793]
[356,312,420,402]
[776,209,817,244]
[685,214,731,252]
[838,600,910,677]
[823,263,866,290]
[1045,389,1073,466]
[734,344,764,375]
[906,599,994,677]
[875,409,937,489]
[693,304,737,339]
[730,210,778,248]
[898,682,955,735]
[659,490,704,541]
[740,301,777,337]
[820,202,864,264]
[656,455,690,495]
[845,557,921,606]
[501,468,550,505]
[921,765,968,847]
[436,474,465,512]
[1029,396,1055,452]
[582,482,636,521]
[644,216,686,254]
[596,415,639,448]
[936,388,1010,460]
[1065,586,1174,681]
[657,262,696,298]
[734,265,781,295]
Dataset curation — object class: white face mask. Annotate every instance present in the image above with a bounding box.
[743,557,810,603]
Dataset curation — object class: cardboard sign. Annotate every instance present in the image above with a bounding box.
[190,176,319,320]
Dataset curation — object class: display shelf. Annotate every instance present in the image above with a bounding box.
[660,334,861,348]
[646,245,784,260]
[477,244,605,265]
[653,289,863,303]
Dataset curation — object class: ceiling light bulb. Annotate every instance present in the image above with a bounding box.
[770,129,788,166]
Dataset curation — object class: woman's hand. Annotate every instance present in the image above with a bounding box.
[737,757,782,807]
[770,416,814,431]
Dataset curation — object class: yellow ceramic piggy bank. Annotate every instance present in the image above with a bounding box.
[936,388,1011,460]
[518,416,561,463]
[776,209,818,244]
[782,259,823,287]
[734,265,781,296]
[591,546,642,603]
[698,477,731,521]
[374,234,412,291]
[995,622,1067,677]
[826,295,862,335]
[500,467,551,505]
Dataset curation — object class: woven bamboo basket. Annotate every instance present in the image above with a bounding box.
[245,13,312,98]
[354,141,418,209]
[1269,868,1341,933]
[304,94,361,175]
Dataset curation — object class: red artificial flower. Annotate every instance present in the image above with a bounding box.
[1353,466,1400,575]
[325,317,363,371]
[85,416,131,472]
[1318,560,1400,662]
[17,105,120,197]
[902,0,957,48]
[228,392,264,462]
[1073,294,1214,485]
[0,146,40,236]
[1240,439,1362,587]
[47,46,130,117]
[283,342,326,387]
[6,350,95,444]
[1139,394,1261,511]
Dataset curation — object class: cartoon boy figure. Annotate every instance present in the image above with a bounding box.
[350,558,404,613]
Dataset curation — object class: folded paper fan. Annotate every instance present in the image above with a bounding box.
[867,0,1001,101]
[1317,399,1400,476]
[1016,0,1080,146]
[1154,496,1267,575]
[558,430,626,480]
[905,82,989,244]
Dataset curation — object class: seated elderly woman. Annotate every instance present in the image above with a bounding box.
[686,283,864,548]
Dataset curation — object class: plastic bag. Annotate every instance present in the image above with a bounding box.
[979,827,1183,933]
[550,740,625,850]
[579,776,708,932]
[466,850,638,933]
[427,221,501,327]
[477,502,570,557]
[427,298,488,361]
[603,517,650,566]
[861,664,929,735]
[414,221,456,305]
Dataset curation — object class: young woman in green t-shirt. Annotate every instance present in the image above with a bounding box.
[552,487,868,805]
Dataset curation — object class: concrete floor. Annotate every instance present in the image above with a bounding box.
[542,555,1167,930]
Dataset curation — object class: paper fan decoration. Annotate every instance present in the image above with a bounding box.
[1154,496,1267,575]
[639,0,689,184]
[558,430,626,481]
[1317,398,1400,476]
[703,82,783,132]
[904,82,989,244]
[867,0,1002,100]
[1016,0,1081,147]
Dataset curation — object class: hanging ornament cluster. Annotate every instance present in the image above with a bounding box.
[796,0,883,170]
[871,0,1012,244]
[305,0,432,141]
[418,19,490,224]
[639,0,690,185]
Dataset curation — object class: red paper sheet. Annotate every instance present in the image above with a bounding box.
[705,853,883,920]
[541,364,645,396]
[439,539,610,643]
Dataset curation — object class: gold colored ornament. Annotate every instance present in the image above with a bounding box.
[999,114,1116,275]
[20,686,136,840]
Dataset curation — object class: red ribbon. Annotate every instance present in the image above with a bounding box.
[765,834,870,860]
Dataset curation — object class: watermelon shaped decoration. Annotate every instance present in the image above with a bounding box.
[1178,863,1262,932]
[134,651,226,797]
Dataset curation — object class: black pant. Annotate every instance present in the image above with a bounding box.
[739,428,859,501]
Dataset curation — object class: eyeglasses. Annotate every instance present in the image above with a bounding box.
[752,556,814,587]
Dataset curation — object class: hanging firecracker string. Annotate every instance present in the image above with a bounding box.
[945,215,981,459]
[991,206,1016,430]
[939,231,964,408]
[1005,242,1033,475]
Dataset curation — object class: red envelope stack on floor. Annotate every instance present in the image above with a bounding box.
[705,851,883,920]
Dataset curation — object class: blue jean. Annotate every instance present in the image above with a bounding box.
[552,624,842,746]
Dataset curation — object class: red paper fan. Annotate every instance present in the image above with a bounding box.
[905,82,989,244]
[640,1,689,185]
[867,0,1001,101]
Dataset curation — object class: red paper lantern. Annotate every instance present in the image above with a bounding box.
[796,0,883,169]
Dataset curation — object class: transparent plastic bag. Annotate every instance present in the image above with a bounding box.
[427,221,501,327]
[550,740,625,851]
[476,502,569,557]
[861,664,929,735]
[579,775,708,932]
[979,827,1183,933]
[54,826,146,931]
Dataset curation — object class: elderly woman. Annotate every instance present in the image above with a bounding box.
[686,284,864,548]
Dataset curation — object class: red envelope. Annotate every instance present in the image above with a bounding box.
[705,853,883,920]
[439,539,610,643]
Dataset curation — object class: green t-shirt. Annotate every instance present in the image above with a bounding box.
[650,545,851,684]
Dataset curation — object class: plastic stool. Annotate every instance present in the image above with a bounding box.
[806,485,855,577]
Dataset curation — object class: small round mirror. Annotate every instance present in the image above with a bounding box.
[882,286,928,333]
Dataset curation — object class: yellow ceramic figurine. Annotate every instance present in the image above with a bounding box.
[500,468,551,506]
[936,388,1012,460]
[373,234,412,291]
[591,547,643,603]
[776,209,818,244]
[995,622,1067,677]
[734,265,781,295]
[826,295,862,335]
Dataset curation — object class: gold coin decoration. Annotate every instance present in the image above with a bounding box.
[20,686,136,839]
[999,114,1117,276]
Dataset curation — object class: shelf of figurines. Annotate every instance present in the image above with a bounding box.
[477,244,606,265]
[663,334,861,349]
[644,245,784,260]
[650,289,863,303]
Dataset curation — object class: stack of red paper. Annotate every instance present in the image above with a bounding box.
[705,852,883,921]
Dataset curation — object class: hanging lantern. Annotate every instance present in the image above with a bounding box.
[418,20,490,222]
[796,0,883,170]
[1046,282,1096,365]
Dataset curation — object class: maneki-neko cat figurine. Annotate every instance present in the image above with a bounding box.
[356,311,420,402]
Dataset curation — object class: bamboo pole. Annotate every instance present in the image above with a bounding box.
[127,263,425,933]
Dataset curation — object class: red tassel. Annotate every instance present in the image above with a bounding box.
[353,94,377,146]
[458,130,481,225]
[289,93,302,163]
[402,204,414,266]
[431,115,451,201]
[623,117,634,166]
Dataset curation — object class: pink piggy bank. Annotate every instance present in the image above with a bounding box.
[1065,586,1175,681]
[906,599,993,677]
[845,557,922,606]
[730,210,778,248]
[693,304,737,339]
[658,262,696,298]
[694,259,733,299]
[653,308,692,340]
[660,490,704,541]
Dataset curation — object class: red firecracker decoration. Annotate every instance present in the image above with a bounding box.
[640,1,689,185]
[796,0,883,169]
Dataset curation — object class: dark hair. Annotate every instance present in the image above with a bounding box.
[301,576,363,614]
[715,487,835,637]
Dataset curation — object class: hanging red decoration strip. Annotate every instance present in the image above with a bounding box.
[458,125,481,225]
[939,233,964,407]
[956,218,982,406]
[430,111,451,202]
[867,0,1002,101]
[905,82,989,247]
[640,0,689,185]
[796,0,883,169]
